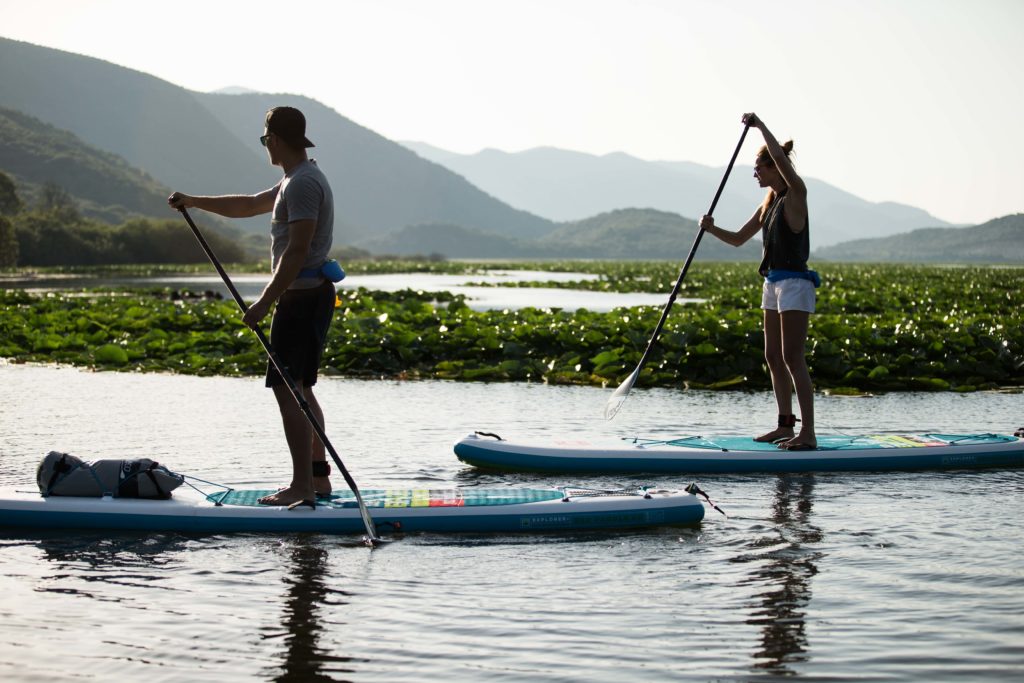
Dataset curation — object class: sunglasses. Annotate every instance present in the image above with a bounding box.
[259,133,273,147]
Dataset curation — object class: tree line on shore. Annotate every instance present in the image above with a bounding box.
[0,170,244,268]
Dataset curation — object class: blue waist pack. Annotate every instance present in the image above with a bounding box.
[299,259,346,282]
[765,269,821,288]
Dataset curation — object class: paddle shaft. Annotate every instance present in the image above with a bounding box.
[177,207,381,544]
[627,124,750,380]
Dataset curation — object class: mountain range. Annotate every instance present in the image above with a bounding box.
[0,35,1018,264]
[814,213,1024,263]
[361,209,764,260]
[400,142,953,248]
[0,36,553,246]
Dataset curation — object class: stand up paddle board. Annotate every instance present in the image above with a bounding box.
[0,484,705,534]
[455,430,1024,474]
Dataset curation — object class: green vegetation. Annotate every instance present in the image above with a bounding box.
[0,107,172,225]
[10,207,245,267]
[0,170,245,267]
[1,262,1021,393]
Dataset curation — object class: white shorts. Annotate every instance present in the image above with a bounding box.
[762,277,816,313]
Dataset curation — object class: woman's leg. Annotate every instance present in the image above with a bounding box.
[755,309,796,442]
[778,310,816,449]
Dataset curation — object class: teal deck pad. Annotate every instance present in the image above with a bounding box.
[208,488,566,509]
[630,433,1015,452]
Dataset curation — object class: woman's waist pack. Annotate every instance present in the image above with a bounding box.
[36,451,185,499]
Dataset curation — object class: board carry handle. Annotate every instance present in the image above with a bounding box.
[474,431,504,441]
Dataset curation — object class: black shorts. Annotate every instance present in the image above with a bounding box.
[265,280,336,388]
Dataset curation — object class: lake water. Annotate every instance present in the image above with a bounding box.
[7,270,688,312]
[1,362,1022,681]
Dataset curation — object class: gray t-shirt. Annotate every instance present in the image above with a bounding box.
[270,159,334,290]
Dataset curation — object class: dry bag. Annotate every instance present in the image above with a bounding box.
[36,451,185,499]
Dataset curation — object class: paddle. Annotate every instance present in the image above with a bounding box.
[177,207,382,546]
[604,122,751,420]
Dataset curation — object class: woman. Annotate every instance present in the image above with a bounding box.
[699,113,818,450]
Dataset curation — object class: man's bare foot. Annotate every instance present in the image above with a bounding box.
[754,427,794,443]
[259,485,317,507]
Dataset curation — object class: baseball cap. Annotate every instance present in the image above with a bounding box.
[265,106,315,148]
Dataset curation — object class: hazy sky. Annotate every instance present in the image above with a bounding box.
[3,0,1022,225]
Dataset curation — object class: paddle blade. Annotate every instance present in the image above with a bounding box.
[604,367,640,420]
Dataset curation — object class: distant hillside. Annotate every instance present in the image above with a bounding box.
[0,38,271,202]
[0,37,555,246]
[193,92,556,243]
[815,214,1024,264]
[402,143,953,248]
[0,106,171,223]
[539,208,762,260]
[366,209,1024,265]
[210,86,260,95]
[364,208,763,260]
[361,223,544,259]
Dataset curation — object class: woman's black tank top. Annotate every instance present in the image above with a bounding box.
[758,191,810,276]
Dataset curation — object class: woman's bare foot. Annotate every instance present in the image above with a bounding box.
[754,426,794,443]
[259,485,316,507]
[777,431,818,450]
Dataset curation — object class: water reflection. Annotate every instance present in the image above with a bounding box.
[26,531,190,595]
[19,530,361,681]
[266,537,357,683]
[738,475,823,676]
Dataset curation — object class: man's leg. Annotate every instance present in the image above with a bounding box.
[258,385,316,506]
[306,386,332,496]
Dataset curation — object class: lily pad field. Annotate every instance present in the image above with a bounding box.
[1,262,1021,393]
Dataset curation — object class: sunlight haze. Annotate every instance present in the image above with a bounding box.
[2,0,1021,225]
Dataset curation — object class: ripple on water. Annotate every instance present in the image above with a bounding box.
[1,364,1023,681]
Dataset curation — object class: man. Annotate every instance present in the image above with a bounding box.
[168,106,336,506]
